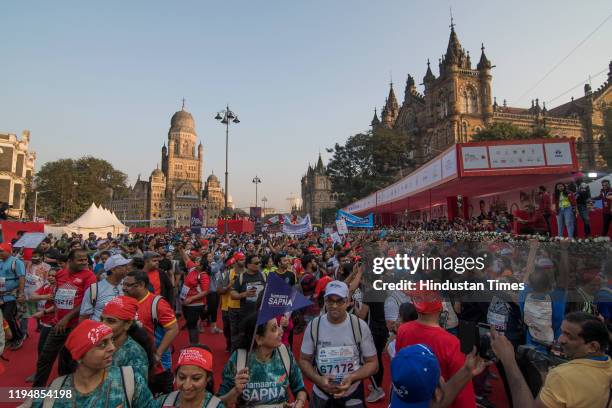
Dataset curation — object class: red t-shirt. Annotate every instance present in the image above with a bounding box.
[147,270,161,296]
[181,270,210,306]
[314,275,333,299]
[35,283,55,326]
[137,292,177,373]
[54,268,96,329]
[396,321,476,408]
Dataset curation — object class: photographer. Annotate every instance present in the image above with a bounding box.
[490,311,611,408]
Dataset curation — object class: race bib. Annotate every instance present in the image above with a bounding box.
[55,288,77,310]
[179,285,190,301]
[317,346,358,384]
[0,277,5,292]
[246,283,264,303]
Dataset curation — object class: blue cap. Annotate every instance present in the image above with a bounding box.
[390,344,440,408]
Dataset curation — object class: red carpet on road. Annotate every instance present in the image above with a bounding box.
[0,317,509,407]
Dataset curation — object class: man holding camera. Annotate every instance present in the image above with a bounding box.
[491,311,611,408]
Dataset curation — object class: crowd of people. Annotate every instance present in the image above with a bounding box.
[0,225,610,407]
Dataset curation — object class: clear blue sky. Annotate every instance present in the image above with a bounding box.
[2,0,610,211]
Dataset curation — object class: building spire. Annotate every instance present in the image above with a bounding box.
[371,107,380,127]
[181,98,186,110]
[477,43,492,70]
[423,59,436,84]
[381,82,399,127]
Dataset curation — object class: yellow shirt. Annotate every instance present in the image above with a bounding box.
[539,357,611,408]
[225,268,241,310]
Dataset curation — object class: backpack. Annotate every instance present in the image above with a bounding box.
[90,282,98,309]
[310,313,363,370]
[151,295,162,327]
[43,366,135,408]
[161,391,222,407]
[235,343,291,379]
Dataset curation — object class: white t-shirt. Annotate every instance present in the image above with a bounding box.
[384,291,411,323]
[301,313,377,399]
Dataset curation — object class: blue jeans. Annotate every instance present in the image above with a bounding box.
[577,205,591,236]
[556,206,575,237]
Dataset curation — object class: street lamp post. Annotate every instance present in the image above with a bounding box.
[215,106,240,234]
[33,190,51,221]
[252,176,261,216]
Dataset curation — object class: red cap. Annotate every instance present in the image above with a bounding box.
[102,296,138,321]
[410,289,442,314]
[308,246,321,255]
[233,252,246,261]
[0,243,12,253]
[177,347,213,372]
[65,320,113,360]
[200,239,209,246]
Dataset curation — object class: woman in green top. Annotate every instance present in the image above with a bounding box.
[100,295,154,381]
[156,345,225,408]
[218,312,307,407]
[31,319,154,408]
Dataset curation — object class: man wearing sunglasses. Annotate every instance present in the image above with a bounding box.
[230,254,267,341]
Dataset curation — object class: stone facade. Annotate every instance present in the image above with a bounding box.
[110,105,223,227]
[203,173,224,226]
[0,130,36,219]
[371,24,612,170]
[300,154,337,224]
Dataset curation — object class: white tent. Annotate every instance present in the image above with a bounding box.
[44,203,128,237]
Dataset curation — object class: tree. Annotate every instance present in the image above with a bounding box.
[327,127,414,207]
[33,156,128,223]
[471,122,551,141]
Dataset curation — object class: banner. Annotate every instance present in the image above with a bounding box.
[13,232,46,248]
[190,208,204,233]
[336,218,348,235]
[336,210,374,228]
[256,273,313,325]
[282,214,312,235]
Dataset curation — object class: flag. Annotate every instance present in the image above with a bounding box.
[256,273,313,325]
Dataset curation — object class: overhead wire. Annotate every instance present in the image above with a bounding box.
[545,68,607,105]
[514,10,612,104]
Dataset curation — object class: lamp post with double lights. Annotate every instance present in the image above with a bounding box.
[215,106,240,233]
[252,176,261,219]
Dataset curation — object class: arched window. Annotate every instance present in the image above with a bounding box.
[462,87,479,114]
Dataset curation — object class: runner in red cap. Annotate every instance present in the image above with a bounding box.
[101,296,153,381]
[157,345,223,407]
[29,319,155,407]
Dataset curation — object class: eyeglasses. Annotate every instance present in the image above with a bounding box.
[324,298,346,306]
[122,281,140,289]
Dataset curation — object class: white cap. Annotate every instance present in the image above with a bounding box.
[104,254,131,272]
[324,280,349,299]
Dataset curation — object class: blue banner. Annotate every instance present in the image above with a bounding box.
[336,210,374,228]
[256,273,313,325]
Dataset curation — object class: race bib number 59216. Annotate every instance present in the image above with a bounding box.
[55,288,77,310]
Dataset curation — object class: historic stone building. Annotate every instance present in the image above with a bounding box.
[203,172,224,226]
[110,105,223,227]
[300,154,337,224]
[0,130,36,219]
[371,23,612,170]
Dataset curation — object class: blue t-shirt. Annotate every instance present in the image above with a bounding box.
[519,285,566,347]
[0,256,25,301]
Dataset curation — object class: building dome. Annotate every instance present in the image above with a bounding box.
[151,167,165,179]
[170,109,195,131]
[207,173,220,184]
